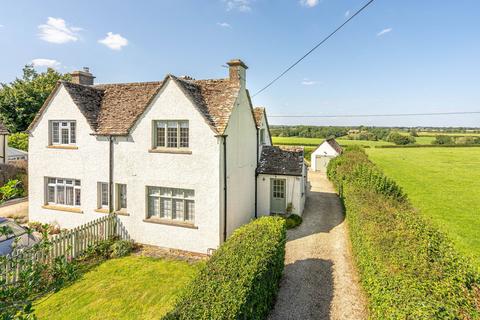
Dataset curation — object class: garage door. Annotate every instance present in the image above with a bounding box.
[315,156,330,173]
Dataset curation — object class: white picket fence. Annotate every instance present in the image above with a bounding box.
[1,214,129,284]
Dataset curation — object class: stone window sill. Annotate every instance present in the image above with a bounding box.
[114,210,130,216]
[148,148,192,155]
[47,145,78,150]
[94,208,110,214]
[42,205,83,214]
[143,218,197,229]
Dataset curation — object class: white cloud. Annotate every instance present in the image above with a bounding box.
[38,17,81,44]
[224,0,252,12]
[217,22,231,28]
[377,28,393,37]
[301,78,317,86]
[300,0,319,8]
[0,24,4,28]
[345,10,350,18]
[98,32,128,50]
[31,58,61,68]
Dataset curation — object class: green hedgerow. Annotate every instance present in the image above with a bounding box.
[165,216,286,320]
[328,148,480,319]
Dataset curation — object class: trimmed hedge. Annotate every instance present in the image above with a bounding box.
[165,217,286,320]
[327,148,480,319]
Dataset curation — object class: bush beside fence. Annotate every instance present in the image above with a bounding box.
[165,216,286,320]
[327,148,480,319]
[1,214,128,284]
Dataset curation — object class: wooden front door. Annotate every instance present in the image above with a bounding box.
[270,178,286,214]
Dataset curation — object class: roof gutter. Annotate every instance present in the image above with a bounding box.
[222,135,228,242]
[255,129,259,219]
[108,136,114,214]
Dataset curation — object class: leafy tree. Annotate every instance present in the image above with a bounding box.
[410,129,418,137]
[432,135,454,145]
[386,132,416,145]
[0,65,70,132]
[8,132,29,151]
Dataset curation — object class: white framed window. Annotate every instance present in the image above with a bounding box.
[154,121,189,149]
[46,177,81,207]
[97,182,109,209]
[50,121,76,145]
[147,187,194,223]
[116,184,127,211]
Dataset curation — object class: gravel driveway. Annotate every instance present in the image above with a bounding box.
[268,171,367,320]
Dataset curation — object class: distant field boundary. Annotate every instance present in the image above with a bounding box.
[375,144,480,149]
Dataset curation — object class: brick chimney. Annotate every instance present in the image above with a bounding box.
[227,59,247,87]
[71,67,95,85]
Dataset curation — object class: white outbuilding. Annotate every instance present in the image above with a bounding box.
[311,138,343,173]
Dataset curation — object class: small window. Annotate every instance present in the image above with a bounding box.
[46,177,81,207]
[98,182,109,209]
[147,186,194,223]
[154,121,189,149]
[116,184,127,211]
[50,121,76,145]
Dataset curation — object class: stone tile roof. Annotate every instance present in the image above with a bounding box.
[94,81,162,135]
[326,138,343,154]
[28,75,243,135]
[257,146,304,176]
[253,107,265,128]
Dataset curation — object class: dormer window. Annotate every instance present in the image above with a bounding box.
[50,121,76,145]
[153,120,189,149]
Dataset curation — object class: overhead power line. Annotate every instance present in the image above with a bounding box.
[269,111,480,118]
[252,0,376,97]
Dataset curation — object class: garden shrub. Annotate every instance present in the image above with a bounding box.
[110,240,135,258]
[0,179,26,203]
[284,214,302,229]
[328,148,480,319]
[165,217,286,320]
[8,132,29,151]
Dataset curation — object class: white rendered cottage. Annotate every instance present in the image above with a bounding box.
[310,138,343,173]
[27,60,306,253]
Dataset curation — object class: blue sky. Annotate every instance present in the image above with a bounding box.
[1,0,479,127]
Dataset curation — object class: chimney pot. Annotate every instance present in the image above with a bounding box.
[71,67,95,85]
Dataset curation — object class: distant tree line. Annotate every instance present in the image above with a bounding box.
[270,126,348,139]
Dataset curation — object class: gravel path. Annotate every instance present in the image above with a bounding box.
[268,171,367,320]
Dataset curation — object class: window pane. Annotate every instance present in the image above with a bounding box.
[101,183,109,206]
[61,128,69,144]
[70,122,76,143]
[148,196,160,217]
[156,127,165,147]
[160,198,172,219]
[48,186,55,202]
[180,127,189,148]
[173,199,184,220]
[185,200,195,222]
[56,185,65,205]
[119,184,127,209]
[66,186,74,206]
[167,126,178,148]
[52,122,59,144]
[75,189,81,206]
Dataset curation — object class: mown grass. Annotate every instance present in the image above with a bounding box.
[34,256,202,320]
[367,147,480,268]
[272,136,394,147]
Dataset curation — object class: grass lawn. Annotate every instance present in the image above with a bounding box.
[367,147,480,268]
[34,256,202,320]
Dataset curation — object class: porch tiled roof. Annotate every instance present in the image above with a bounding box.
[257,146,304,176]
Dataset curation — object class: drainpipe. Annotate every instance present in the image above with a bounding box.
[223,135,228,242]
[108,136,114,214]
[255,129,259,218]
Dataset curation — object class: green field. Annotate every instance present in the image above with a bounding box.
[272,136,394,147]
[367,147,480,268]
[34,256,201,320]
